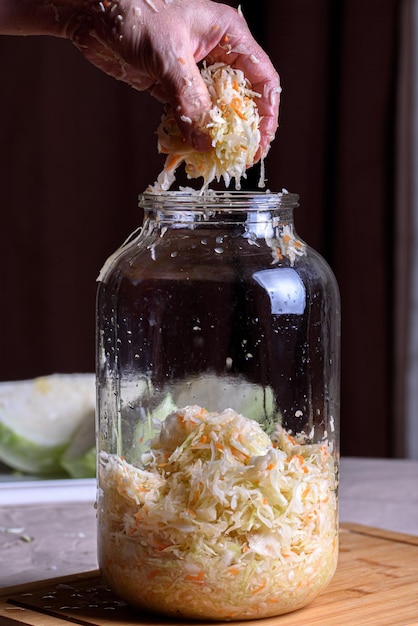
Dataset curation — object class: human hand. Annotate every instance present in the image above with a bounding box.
[69,0,280,159]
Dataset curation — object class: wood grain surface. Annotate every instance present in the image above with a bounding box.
[1,523,417,626]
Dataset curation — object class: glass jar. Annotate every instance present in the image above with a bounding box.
[96,190,340,621]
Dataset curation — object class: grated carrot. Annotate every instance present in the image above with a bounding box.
[185,571,205,582]
[252,580,266,594]
[231,98,247,120]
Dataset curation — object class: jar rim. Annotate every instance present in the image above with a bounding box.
[139,189,299,211]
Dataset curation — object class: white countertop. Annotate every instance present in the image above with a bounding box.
[1,457,417,589]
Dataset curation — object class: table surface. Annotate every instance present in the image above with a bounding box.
[1,457,418,589]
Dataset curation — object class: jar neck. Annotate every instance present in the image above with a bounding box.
[139,191,299,228]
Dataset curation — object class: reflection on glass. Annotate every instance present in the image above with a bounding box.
[253,268,306,315]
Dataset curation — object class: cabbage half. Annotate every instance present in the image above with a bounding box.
[0,374,96,477]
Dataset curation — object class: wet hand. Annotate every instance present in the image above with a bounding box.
[69,0,280,158]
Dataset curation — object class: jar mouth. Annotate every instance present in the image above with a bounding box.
[139,189,299,211]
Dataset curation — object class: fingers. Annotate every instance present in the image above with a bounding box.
[140,1,280,157]
[251,76,282,160]
[204,9,281,159]
[150,49,213,152]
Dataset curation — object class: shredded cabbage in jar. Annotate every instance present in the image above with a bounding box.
[151,63,263,193]
[98,406,338,621]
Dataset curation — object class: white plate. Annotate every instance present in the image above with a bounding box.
[0,477,96,505]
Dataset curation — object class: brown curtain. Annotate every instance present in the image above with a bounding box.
[256,0,402,458]
[0,0,403,457]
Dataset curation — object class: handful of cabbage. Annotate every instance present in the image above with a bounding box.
[152,62,262,192]
[0,374,96,478]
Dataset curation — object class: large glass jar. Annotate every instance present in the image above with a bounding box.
[96,190,340,621]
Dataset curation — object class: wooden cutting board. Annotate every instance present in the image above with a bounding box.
[1,523,417,626]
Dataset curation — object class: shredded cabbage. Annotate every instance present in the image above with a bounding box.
[98,406,338,620]
[151,63,263,193]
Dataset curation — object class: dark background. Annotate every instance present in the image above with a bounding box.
[0,0,406,457]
